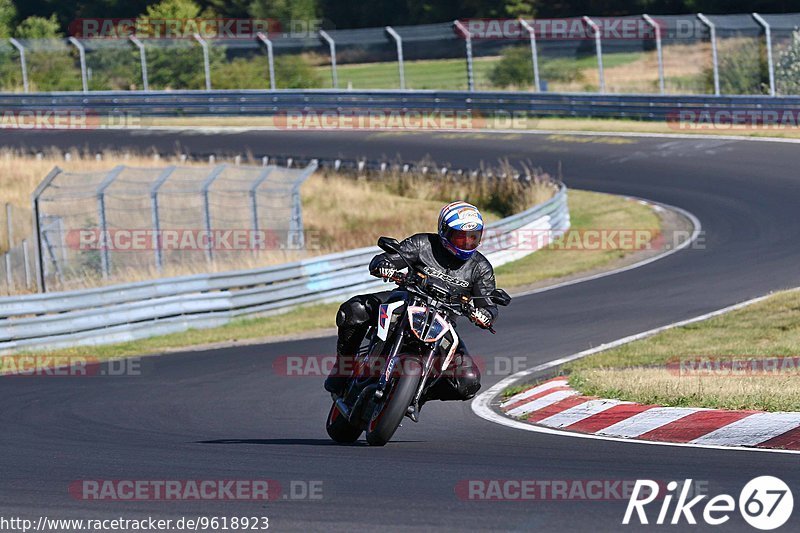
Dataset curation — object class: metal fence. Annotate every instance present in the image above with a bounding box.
[4,89,799,122]
[2,13,800,96]
[31,161,316,293]
[0,203,34,295]
[0,185,569,354]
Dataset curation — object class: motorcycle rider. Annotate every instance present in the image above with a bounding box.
[324,201,497,404]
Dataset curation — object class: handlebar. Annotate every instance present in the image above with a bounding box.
[378,270,496,333]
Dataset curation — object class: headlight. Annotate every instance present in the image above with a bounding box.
[407,306,450,342]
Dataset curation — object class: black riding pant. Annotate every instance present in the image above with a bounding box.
[333,292,481,401]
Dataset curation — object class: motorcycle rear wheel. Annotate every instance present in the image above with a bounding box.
[365,357,422,446]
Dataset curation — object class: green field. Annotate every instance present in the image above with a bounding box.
[322,52,643,91]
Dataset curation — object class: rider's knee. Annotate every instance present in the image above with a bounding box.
[455,354,481,400]
[336,295,373,329]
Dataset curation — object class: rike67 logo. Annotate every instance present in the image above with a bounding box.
[624,477,793,530]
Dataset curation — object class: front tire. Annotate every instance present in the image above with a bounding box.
[365,357,422,446]
[326,402,362,443]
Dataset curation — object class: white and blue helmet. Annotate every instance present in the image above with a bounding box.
[438,201,484,260]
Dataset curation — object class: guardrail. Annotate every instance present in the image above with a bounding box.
[0,185,569,354]
[3,90,800,121]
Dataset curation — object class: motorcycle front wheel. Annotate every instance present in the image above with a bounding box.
[365,357,422,446]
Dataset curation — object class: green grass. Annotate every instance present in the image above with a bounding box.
[326,52,642,91]
[328,57,494,91]
[563,289,800,412]
[15,189,661,363]
[324,53,640,91]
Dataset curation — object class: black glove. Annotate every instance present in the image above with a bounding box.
[470,307,493,329]
[371,259,399,281]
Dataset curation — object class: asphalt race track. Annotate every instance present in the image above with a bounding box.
[2,129,800,531]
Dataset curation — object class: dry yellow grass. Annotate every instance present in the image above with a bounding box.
[0,149,209,253]
[0,150,555,293]
[550,43,710,94]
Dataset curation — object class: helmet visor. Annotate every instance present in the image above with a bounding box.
[443,226,482,251]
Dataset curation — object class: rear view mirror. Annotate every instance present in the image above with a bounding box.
[490,288,512,306]
[377,236,402,255]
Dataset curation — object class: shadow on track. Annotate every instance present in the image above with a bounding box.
[196,438,423,446]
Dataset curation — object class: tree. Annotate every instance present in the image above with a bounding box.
[15,14,61,38]
[0,0,15,38]
[248,0,318,23]
[140,0,203,24]
[136,0,223,89]
[13,15,81,91]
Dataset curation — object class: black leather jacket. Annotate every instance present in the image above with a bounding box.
[369,233,498,320]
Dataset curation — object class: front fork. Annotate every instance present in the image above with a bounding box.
[412,346,438,411]
[375,324,440,423]
[375,320,407,400]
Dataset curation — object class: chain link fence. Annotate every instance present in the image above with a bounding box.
[0,203,35,295]
[1,12,799,95]
[30,161,316,292]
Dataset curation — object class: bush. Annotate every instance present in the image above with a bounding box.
[380,161,556,219]
[776,30,800,96]
[210,54,323,90]
[489,46,584,89]
[273,54,324,89]
[705,38,768,95]
[489,46,534,88]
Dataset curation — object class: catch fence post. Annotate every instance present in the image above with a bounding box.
[385,26,405,90]
[453,21,474,91]
[319,30,338,89]
[68,37,89,92]
[193,33,212,91]
[752,13,775,96]
[150,166,176,272]
[96,166,125,279]
[518,19,541,92]
[643,14,665,94]
[129,36,149,91]
[697,14,720,96]
[9,38,29,93]
[256,32,276,90]
[583,16,605,93]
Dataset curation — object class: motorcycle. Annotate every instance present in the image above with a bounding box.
[325,236,511,446]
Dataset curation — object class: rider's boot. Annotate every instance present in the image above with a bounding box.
[324,322,365,395]
[324,350,350,396]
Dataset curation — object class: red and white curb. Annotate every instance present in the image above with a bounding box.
[500,377,800,451]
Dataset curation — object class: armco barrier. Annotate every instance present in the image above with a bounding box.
[2,90,800,121]
[0,185,569,354]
